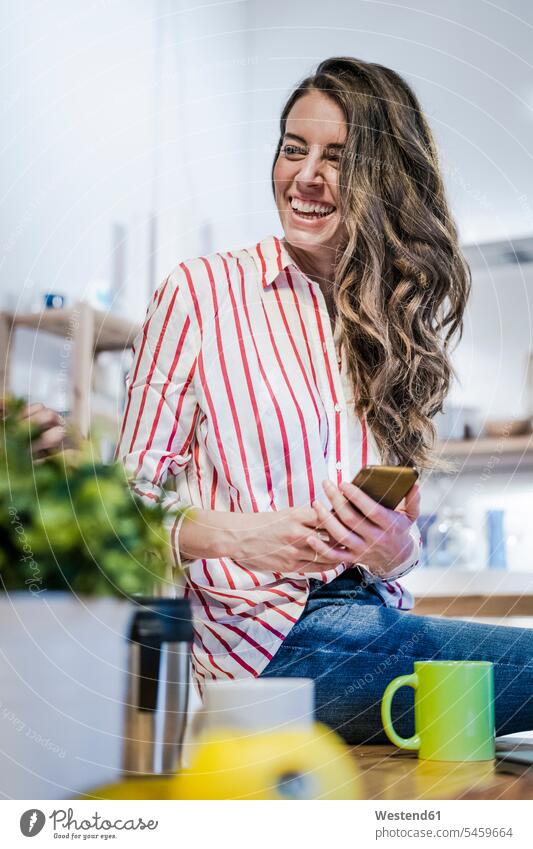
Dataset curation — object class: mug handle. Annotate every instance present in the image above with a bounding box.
[381,672,420,750]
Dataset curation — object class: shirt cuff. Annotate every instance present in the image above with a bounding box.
[357,522,421,584]
[165,504,196,570]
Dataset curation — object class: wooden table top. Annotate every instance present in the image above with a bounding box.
[350,745,533,800]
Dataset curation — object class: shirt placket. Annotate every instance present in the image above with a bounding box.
[312,290,349,487]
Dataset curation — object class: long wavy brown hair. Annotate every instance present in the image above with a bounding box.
[271,57,471,469]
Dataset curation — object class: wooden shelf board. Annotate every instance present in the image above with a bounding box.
[404,568,533,617]
[2,307,140,352]
[434,434,533,472]
[437,434,533,457]
[413,594,533,617]
[93,310,140,351]
[403,567,533,596]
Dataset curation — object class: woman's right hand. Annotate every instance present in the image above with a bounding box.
[223,505,350,574]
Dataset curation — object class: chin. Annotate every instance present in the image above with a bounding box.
[282,216,337,252]
[284,227,337,256]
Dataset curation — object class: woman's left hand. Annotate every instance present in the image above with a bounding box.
[308,479,420,578]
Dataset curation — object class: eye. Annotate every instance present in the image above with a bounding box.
[325,147,343,164]
[281,144,307,159]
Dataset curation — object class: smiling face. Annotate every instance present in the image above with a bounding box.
[273,90,348,269]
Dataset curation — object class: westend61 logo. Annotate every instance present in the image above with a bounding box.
[19,807,159,838]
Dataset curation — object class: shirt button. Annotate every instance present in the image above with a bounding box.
[335,461,342,471]
[334,403,342,413]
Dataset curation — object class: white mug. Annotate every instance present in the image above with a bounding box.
[198,678,315,734]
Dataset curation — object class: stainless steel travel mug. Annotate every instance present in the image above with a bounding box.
[122,597,193,776]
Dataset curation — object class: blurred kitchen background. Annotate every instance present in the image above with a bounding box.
[2,0,533,588]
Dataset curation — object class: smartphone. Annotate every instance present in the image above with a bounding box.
[351,465,419,510]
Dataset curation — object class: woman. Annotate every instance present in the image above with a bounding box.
[119,57,533,743]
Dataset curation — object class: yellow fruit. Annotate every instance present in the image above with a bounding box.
[171,723,360,800]
[81,776,171,800]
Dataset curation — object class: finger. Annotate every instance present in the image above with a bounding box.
[305,534,355,564]
[314,499,374,546]
[22,407,64,442]
[322,482,373,535]
[31,425,66,456]
[338,480,394,530]
[299,506,323,527]
[299,536,347,569]
[312,501,368,551]
[303,526,335,546]
[400,484,421,521]
[27,408,63,430]
[292,563,342,575]
[20,402,46,419]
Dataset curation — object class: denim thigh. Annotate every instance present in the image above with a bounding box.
[260,571,533,744]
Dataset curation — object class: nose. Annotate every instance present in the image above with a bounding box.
[295,145,324,188]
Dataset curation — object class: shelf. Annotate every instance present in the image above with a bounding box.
[403,567,533,597]
[1,306,140,352]
[403,568,533,618]
[0,303,141,436]
[434,434,533,472]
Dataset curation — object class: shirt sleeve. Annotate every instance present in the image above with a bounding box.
[357,521,421,584]
[116,268,200,516]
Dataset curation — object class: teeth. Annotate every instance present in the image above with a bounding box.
[290,197,335,215]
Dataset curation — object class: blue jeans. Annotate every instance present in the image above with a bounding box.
[259,569,533,744]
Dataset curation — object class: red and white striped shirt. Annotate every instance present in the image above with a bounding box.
[118,234,420,684]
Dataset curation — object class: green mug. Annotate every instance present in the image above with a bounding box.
[381,660,495,761]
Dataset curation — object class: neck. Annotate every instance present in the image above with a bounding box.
[282,238,336,287]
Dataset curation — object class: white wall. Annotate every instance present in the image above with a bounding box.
[0,0,250,406]
[0,0,156,318]
[449,262,533,420]
[148,0,249,283]
[0,0,251,319]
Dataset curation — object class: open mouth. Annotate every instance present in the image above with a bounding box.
[288,196,336,221]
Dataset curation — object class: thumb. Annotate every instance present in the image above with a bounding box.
[398,483,420,521]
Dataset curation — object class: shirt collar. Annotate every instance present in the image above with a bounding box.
[250,234,343,344]
[250,235,294,288]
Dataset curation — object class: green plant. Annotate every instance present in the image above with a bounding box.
[0,398,174,597]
